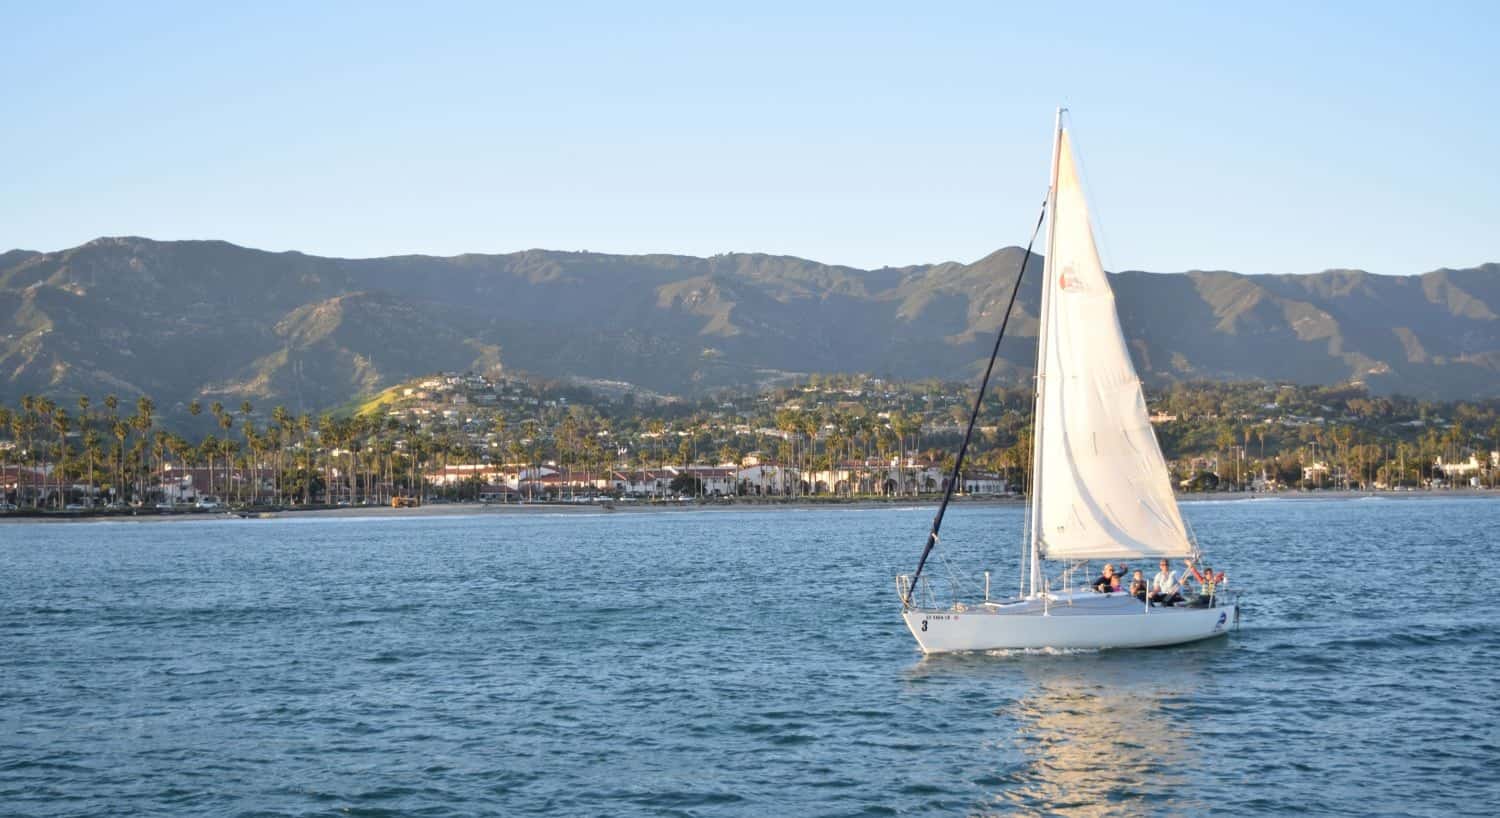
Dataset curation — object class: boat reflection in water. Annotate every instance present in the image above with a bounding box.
[906,645,1226,816]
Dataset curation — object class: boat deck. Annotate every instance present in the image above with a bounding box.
[941,591,1224,617]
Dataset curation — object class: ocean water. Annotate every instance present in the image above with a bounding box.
[3,498,1498,817]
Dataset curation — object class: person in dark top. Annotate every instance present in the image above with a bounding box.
[1091,564,1118,593]
[1129,569,1149,602]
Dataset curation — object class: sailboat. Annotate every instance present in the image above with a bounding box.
[898,110,1238,652]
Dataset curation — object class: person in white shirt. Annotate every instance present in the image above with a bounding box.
[1150,559,1183,607]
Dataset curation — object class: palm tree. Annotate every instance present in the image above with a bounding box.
[127,437,146,503]
[199,433,219,498]
[166,434,193,498]
[326,417,345,505]
[521,419,542,500]
[0,406,12,505]
[151,430,169,502]
[50,407,71,508]
[271,406,291,504]
[851,414,875,495]
[133,397,155,502]
[376,435,397,504]
[183,399,202,493]
[212,402,232,500]
[243,425,261,505]
[1009,427,1033,494]
[1241,425,1252,489]
[773,411,799,497]
[111,419,129,504]
[889,411,908,496]
[799,413,818,495]
[1488,423,1500,488]
[900,417,912,495]
[317,415,336,504]
[349,416,364,503]
[221,438,240,502]
[346,415,364,504]
[29,396,55,507]
[238,401,255,502]
[102,395,119,465]
[507,439,526,498]
[585,438,606,496]
[75,397,95,501]
[298,414,313,504]
[822,427,845,496]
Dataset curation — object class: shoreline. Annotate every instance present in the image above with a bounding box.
[4,488,1499,524]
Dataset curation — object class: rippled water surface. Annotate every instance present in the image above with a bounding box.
[4,498,1499,816]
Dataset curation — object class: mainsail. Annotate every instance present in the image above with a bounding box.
[1029,129,1193,561]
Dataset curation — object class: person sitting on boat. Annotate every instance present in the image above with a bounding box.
[1091,564,1118,593]
[1129,569,1148,602]
[1150,559,1183,606]
[1183,560,1225,606]
[1185,559,1226,590]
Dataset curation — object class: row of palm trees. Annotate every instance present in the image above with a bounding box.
[0,394,447,509]
[9,384,1492,510]
[0,393,705,509]
[0,392,998,509]
[758,408,940,497]
[3,394,161,509]
[1188,419,1500,490]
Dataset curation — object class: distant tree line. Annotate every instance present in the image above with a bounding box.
[3,377,1498,509]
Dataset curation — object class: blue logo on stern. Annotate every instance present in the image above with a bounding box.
[1213,612,1227,632]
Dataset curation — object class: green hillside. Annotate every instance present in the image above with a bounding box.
[2,236,1498,412]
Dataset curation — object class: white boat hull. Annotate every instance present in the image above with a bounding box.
[903,592,1235,653]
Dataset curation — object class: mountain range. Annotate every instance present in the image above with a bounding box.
[2,237,1498,413]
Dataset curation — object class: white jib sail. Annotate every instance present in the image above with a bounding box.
[1032,129,1193,561]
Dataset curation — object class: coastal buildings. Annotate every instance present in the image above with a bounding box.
[1434,455,1487,487]
[959,473,1008,495]
[1302,461,1332,483]
[156,465,274,503]
[1436,454,1485,480]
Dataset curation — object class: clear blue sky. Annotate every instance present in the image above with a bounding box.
[3,2,1495,274]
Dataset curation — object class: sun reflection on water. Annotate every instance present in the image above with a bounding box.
[907,645,1226,816]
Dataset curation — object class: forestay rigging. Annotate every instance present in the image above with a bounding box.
[1030,128,1193,561]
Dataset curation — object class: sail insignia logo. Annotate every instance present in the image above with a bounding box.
[1213,612,1227,632]
[1059,264,1083,292]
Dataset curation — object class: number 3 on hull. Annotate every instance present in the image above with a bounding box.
[898,110,1239,653]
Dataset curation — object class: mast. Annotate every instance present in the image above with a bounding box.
[1027,107,1065,597]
